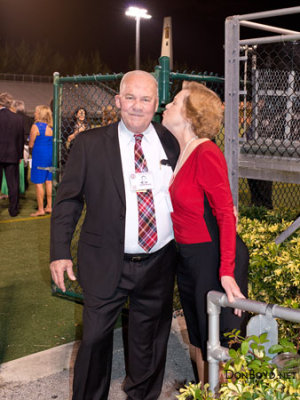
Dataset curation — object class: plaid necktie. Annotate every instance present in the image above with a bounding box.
[134,134,157,252]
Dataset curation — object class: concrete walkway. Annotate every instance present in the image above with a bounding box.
[0,315,195,400]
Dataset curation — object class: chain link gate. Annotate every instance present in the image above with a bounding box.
[238,40,300,209]
[224,7,300,212]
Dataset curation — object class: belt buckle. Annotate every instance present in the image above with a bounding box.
[132,255,142,262]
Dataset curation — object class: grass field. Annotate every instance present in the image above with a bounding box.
[0,183,83,363]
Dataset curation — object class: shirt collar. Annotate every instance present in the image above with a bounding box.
[119,120,153,146]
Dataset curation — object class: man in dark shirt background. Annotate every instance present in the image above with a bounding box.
[0,92,25,217]
[11,99,33,191]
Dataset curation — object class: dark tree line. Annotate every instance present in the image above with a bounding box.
[0,41,110,76]
[0,40,195,77]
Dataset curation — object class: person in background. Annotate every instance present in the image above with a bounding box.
[29,105,53,216]
[163,81,248,383]
[66,107,90,149]
[50,70,179,400]
[11,100,33,191]
[101,104,119,126]
[0,92,24,216]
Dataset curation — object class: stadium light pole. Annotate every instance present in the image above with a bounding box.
[125,6,152,69]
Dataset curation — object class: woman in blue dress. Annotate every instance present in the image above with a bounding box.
[29,105,53,216]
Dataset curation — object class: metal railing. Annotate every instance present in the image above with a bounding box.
[207,290,300,394]
[0,73,52,83]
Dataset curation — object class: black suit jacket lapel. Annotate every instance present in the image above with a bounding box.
[153,122,179,170]
[104,123,126,206]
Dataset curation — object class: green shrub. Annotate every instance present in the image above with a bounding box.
[238,207,300,343]
[176,331,300,400]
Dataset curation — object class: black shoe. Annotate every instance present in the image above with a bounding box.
[9,210,19,217]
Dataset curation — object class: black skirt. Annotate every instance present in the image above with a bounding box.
[177,234,249,361]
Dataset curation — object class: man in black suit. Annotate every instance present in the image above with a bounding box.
[0,92,25,217]
[12,100,34,191]
[50,71,179,400]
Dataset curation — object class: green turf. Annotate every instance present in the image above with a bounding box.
[0,182,83,363]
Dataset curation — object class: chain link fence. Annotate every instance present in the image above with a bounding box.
[238,40,300,209]
[55,77,121,179]
[169,71,225,150]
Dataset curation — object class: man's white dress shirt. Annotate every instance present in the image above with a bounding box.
[118,120,174,254]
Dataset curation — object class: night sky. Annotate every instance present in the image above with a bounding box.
[0,0,299,75]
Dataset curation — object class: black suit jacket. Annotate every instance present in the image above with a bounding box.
[50,121,179,298]
[0,108,25,163]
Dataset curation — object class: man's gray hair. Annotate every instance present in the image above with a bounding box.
[12,100,25,113]
[0,92,14,108]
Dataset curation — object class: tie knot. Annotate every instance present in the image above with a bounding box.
[134,134,143,142]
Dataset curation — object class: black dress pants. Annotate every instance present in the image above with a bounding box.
[0,162,20,216]
[73,241,177,400]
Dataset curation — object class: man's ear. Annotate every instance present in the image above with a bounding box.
[155,97,159,112]
[115,95,121,109]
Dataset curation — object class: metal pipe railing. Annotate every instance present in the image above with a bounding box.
[240,33,300,46]
[207,290,300,394]
[239,20,300,35]
[236,6,300,21]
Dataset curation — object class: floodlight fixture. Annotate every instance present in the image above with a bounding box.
[125,6,152,69]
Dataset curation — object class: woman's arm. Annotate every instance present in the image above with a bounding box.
[198,145,245,313]
[67,123,87,143]
[45,125,53,136]
[29,124,38,152]
[67,130,79,143]
[199,147,236,277]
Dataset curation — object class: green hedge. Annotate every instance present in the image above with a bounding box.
[238,206,300,343]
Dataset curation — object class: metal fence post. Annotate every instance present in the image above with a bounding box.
[224,16,240,207]
[52,72,60,197]
[207,292,224,394]
[158,56,170,108]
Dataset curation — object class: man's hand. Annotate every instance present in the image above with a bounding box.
[50,259,76,292]
[221,276,245,317]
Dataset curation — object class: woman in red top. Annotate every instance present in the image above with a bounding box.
[163,81,248,379]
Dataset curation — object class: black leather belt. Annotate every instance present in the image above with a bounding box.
[124,253,152,262]
[124,241,173,263]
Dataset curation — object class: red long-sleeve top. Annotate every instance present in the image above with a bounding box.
[169,141,236,278]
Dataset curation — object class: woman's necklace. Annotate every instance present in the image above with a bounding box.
[172,136,198,179]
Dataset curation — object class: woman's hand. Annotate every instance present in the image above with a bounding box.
[67,133,75,143]
[67,128,82,143]
[233,205,238,228]
[221,276,245,317]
